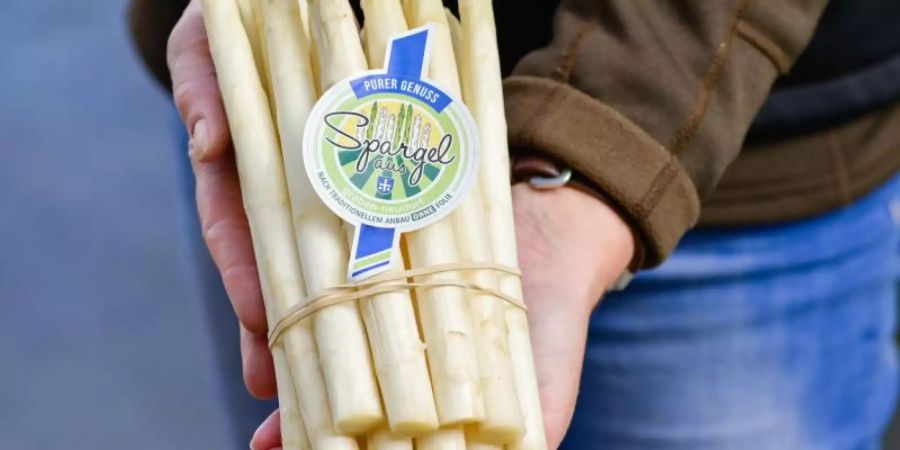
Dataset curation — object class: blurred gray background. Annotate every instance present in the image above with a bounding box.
[0,1,234,448]
[0,1,898,450]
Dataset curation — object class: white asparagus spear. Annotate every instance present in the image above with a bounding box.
[446,6,525,446]
[407,1,524,441]
[246,76,310,450]
[202,2,358,450]
[237,0,272,97]
[252,184,310,450]
[360,24,369,60]
[443,8,464,68]
[360,0,407,69]
[310,0,366,88]
[273,348,313,450]
[249,0,269,79]
[248,195,311,450]
[264,0,384,436]
[295,0,322,95]
[239,3,310,449]
[251,0,288,130]
[465,442,503,450]
[464,428,503,450]
[448,8,523,450]
[344,223,428,440]
[368,429,414,450]
[415,428,467,450]
[281,330,361,450]
[466,445,503,450]
[390,0,483,426]
[346,224,438,436]
[356,0,441,435]
[457,1,548,448]
[444,8,525,444]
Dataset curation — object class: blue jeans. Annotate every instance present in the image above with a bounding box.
[562,175,900,450]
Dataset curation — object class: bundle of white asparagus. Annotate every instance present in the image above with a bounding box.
[202,0,547,449]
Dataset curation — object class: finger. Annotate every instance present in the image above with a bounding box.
[251,410,283,450]
[193,150,269,333]
[241,323,277,399]
[168,0,230,161]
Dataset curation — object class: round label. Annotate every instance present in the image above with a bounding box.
[303,72,479,231]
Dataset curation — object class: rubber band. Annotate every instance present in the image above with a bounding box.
[268,262,525,348]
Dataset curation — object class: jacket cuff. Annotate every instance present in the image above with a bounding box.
[504,76,700,268]
[128,0,188,91]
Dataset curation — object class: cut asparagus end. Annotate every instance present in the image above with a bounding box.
[465,427,505,450]
[367,429,414,450]
[415,427,467,450]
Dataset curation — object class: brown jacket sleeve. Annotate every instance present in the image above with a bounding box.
[506,0,829,267]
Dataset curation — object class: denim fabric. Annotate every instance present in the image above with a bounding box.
[172,114,276,450]
[562,175,900,450]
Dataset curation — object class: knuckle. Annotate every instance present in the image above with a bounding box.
[172,80,194,111]
[172,79,207,119]
[203,215,250,252]
[220,264,262,302]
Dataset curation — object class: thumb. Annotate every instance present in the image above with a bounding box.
[167,0,230,162]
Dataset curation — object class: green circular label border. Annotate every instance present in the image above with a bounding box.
[303,71,479,232]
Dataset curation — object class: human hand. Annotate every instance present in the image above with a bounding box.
[511,184,634,448]
[169,2,635,447]
[250,184,635,449]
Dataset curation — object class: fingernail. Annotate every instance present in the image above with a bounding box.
[189,119,209,159]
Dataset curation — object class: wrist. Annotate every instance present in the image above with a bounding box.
[512,183,636,309]
[511,153,641,277]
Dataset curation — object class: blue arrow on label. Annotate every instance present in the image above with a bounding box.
[347,26,434,281]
